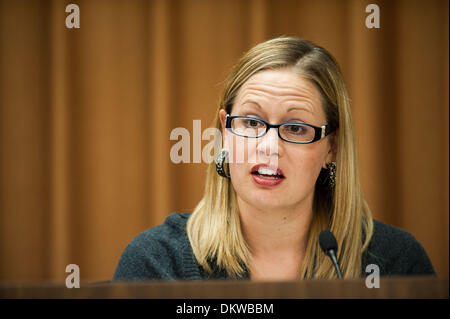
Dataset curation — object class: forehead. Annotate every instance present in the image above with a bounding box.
[233,68,325,120]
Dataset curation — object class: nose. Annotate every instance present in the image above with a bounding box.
[256,127,280,160]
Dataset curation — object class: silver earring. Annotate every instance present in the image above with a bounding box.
[216,149,230,178]
[326,162,336,189]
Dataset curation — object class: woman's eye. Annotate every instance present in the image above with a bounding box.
[244,119,262,127]
[287,125,306,134]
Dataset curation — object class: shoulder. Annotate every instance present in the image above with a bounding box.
[363,219,435,276]
[371,219,416,246]
[112,212,193,281]
[131,212,191,247]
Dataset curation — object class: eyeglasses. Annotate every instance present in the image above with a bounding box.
[225,114,333,144]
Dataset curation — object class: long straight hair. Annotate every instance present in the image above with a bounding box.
[187,37,373,279]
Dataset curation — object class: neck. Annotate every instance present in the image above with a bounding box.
[237,196,313,258]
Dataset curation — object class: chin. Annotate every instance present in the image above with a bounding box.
[247,182,314,212]
[248,191,289,210]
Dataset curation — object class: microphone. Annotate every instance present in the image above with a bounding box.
[319,230,343,279]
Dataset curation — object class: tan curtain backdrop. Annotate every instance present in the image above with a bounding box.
[0,0,448,282]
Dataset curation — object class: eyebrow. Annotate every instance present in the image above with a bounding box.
[242,99,312,114]
[241,100,262,109]
[287,106,312,114]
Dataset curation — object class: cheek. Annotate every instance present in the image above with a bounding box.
[226,136,260,187]
[228,139,250,180]
[286,145,328,182]
[225,134,258,164]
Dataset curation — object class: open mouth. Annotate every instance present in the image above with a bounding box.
[250,164,285,181]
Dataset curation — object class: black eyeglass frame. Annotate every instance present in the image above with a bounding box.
[225,114,334,144]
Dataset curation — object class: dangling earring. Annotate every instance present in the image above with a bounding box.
[216,149,230,178]
[326,162,336,189]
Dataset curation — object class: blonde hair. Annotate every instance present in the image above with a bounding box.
[187,36,373,279]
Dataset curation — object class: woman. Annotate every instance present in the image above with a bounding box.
[113,37,434,281]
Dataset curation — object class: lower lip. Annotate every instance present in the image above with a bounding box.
[251,173,285,187]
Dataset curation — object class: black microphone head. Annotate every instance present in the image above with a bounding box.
[319,230,338,256]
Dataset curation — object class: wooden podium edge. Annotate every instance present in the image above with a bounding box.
[0,276,447,299]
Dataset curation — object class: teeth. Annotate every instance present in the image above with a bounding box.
[257,167,278,176]
[259,175,279,179]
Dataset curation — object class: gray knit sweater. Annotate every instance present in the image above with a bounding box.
[112,213,435,281]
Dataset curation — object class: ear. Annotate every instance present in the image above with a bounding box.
[218,109,228,146]
[219,109,227,131]
[323,130,338,168]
